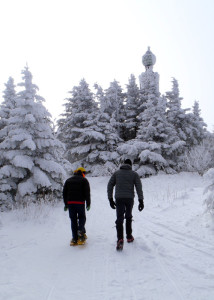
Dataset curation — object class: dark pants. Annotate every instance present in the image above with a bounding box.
[68,204,86,240]
[115,198,134,241]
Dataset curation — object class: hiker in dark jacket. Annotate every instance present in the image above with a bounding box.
[107,159,144,250]
[63,167,91,246]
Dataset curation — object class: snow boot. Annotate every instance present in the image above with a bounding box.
[70,238,78,246]
[116,239,124,251]
[77,230,86,245]
[127,235,134,243]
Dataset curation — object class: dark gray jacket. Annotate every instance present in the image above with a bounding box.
[107,164,144,200]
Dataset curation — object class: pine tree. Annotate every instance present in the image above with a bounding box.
[0,67,66,210]
[136,94,184,175]
[0,77,16,143]
[166,78,187,142]
[104,80,125,139]
[181,109,206,150]
[57,79,104,172]
[91,84,121,175]
[191,100,207,143]
[166,79,207,150]
[94,83,108,113]
[0,77,17,172]
[124,74,140,140]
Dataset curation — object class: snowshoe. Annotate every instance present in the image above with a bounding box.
[77,238,86,245]
[116,239,124,251]
[70,238,78,246]
[127,236,134,243]
[77,231,86,245]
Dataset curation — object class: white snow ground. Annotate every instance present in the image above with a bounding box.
[0,172,214,300]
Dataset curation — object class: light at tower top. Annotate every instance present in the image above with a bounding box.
[142,46,156,68]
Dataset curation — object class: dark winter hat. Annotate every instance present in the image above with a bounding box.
[124,159,132,166]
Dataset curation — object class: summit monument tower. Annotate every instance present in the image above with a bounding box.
[139,47,159,95]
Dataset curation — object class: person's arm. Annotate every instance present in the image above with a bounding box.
[135,174,144,211]
[84,178,91,208]
[107,173,116,200]
[63,181,68,206]
[107,173,116,209]
[134,173,144,201]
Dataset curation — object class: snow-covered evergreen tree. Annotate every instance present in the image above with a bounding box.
[55,47,208,177]
[104,80,125,139]
[91,84,121,175]
[191,100,207,143]
[136,48,182,174]
[137,93,184,175]
[57,79,105,173]
[0,77,17,171]
[124,74,140,141]
[119,49,185,176]
[166,79,207,149]
[118,93,184,176]
[0,77,16,143]
[94,83,108,113]
[181,109,206,150]
[0,67,66,210]
[166,78,188,142]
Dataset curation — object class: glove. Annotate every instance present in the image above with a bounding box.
[86,205,90,211]
[64,206,68,212]
[109,198,116,209]
[138,199,144,211]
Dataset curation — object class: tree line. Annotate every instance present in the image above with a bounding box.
[0,66,212,210]
[57,74,208,177]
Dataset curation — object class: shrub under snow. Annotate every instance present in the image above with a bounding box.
[185,143,212,176]
[204,168,214,216]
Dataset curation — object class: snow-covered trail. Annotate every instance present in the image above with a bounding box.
[1,173,214,300]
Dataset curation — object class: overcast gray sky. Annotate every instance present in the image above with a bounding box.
[0,0,214,130]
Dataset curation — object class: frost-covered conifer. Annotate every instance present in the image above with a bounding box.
[138,59,185,174]
[166,79,206,150]
[0,67,66,210]
[191,101,207,143]
[118,93,184,176]
[119,49,185,176]
[179,100,207,152]
[166,78,187,142]
[136,94,184,175]
[57,79,105,173]
[94,83,108,113]
[0,77,17,171]
[181,110,206,150]
[0,77,16,143]
[104,80,125,139]
[91,84,121,175]
[124,74,140,140]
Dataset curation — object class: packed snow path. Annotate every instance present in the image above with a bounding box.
[1,173,214,300]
